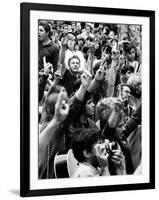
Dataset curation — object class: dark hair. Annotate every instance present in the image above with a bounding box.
[68,55,80,66]
[102,45,112,55]
[71,128,100,163]
[65,32,78,47]
[86,36,93,42]
[124,43,136,54]
[39,21,51,39]
[121,64,134,75]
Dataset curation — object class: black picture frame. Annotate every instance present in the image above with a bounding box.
[20,2,155,197]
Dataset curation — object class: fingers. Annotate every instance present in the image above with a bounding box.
[83,70,92,79]
[55,87,65,107]
[43,56,47,66]
[110,150,124,164]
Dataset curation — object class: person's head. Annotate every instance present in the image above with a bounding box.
[127,74,142,99]
[68,55,80,74]
[116,84,131,103]
[40,86,68,123]
[124,43,136,62]
[71,128,100,163]
[120,64,134,83]
[96,97,125,139]
[85,24,92,34]
[66,32,76,50]
[52,30,59,42]
[77,35,84,46]
[62,24,70,34]
[85,99,95,118]
[38,21,51,42]
[85,36,93,45]
[76,22,82,31]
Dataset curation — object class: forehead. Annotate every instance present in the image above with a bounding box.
[70,58,80,63]
[39,25,45,31]
[86,25,91,29]
[67,34,75,40]
[122,85,130,92]
[128,48,135,53]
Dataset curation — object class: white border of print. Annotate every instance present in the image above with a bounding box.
[30,10,150,190]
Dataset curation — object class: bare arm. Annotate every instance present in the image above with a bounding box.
[56,37,67,78]
[86,43,95,75]
[39,88,69,168]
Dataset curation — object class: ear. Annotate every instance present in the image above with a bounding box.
[83,150,92,159]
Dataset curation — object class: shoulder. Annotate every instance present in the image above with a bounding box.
[73,163,99,178]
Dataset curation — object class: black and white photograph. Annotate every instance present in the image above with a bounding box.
[20,3,155,197]
[38,20,142,179]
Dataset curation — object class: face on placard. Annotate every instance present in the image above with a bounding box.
[69,58,80,73]
[127,48,136,61]
[38,25,48,41]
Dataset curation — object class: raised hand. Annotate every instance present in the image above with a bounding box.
[81,71,92,88]
[54,87,69,123]
[43,56,53,75]
[94,140,110,168]
[61,37,67,49]
[108,142,126,174]
[89,42,96,54]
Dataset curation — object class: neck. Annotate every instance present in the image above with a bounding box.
[42,37,51,46]
[68,47,74,52]
[69,69,78,77]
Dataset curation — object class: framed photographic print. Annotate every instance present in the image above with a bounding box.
[20,2,155,197]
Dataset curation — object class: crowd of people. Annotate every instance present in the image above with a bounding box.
[38,20,142,179]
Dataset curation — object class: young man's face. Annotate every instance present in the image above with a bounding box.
[85,99,95,117]
[127,48,136,61]
[69,58,80,73]
[38,25,48,42]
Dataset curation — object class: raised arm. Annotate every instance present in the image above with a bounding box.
[56,37,67,78]
[86,43,96,75]
[39,88,69,169]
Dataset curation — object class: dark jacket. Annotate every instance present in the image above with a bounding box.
[38,74,48,102]
[39,41,59,72]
